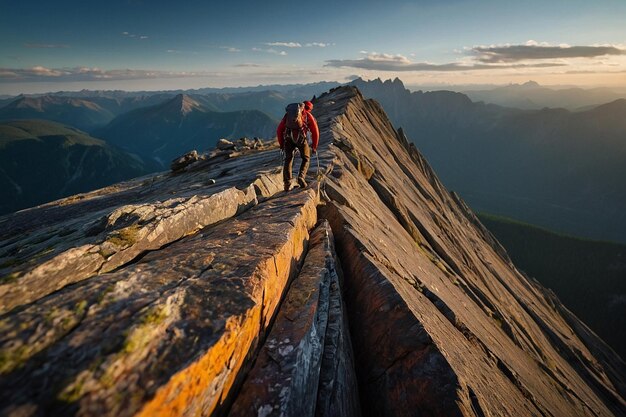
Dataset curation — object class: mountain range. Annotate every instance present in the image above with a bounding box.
[350,77,626,243]
[2,78,625,244]
[0,96,115,132]
[94,94,277,166]
[0,82,331,134]
[463,80,626,110]
[0,119,151,215]
[0,93,178,131]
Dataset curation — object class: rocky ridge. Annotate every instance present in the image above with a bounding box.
[0,86,624,416]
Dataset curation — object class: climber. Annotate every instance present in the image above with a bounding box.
[277,100,319,192]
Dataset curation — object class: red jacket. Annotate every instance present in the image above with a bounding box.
[277,102,319,150]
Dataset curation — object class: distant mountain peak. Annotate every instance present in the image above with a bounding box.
[166,94,203,116]
[521,80,541,88]
[349,77,408,96]
[0,95,114,131]
[589,97,626,114]
[388,77,405,86]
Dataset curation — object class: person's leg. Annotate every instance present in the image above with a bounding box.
[297,140,311,187]
[283,139,295,190]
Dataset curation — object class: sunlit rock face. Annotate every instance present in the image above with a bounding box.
[0,86,624,417]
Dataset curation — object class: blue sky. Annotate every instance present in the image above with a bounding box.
[1,0,625,93]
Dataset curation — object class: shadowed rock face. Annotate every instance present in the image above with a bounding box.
[315,87,625,416]
[0,86,624,417]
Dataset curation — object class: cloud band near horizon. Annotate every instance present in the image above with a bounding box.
[2,43,624,83]
[0,67,219,82]
[325,43,626,72]
[325,53,565,72]
[472,44,626,63]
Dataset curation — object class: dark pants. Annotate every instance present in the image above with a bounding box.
[283,138,310,185]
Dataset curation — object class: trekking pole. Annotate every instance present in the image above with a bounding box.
[314,149,326,197]
[315,150,321,180]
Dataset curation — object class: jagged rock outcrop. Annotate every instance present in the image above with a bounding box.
[0,86,624,417]
[170,150,202,172]
[217,138,236,151]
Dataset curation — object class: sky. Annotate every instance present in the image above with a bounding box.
[1,0,625,94]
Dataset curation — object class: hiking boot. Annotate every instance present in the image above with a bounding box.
[297,177,307,188]
[284,182,291,192]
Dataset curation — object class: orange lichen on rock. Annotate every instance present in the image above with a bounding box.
[135,312,260,417]
[0,183,317,417]
[135,190,317,417]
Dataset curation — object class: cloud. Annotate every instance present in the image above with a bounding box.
[345,74,361,81]
[166,49,199,55]
[263,41,333,48]
[122,32,148,39]
[0,66,220,82]
[564,69,626,75]
[220,46,241,53]
[29,66,69,77]
[326,52,564,72]
[0,70,19,78]
[233,63,265,67]
[266,42,302,48]
[252,47,287,56]
[24,43,69,49]
[306,42,331,48]
[327,51,575,72]
[471,43,626,63]
[329,42,626,75]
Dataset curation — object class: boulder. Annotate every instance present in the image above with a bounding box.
[238,137,251,147]
[170,150,200,172]
[216,138,235,151]
[253,137,264,149]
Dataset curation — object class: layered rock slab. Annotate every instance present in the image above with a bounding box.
[0,144,284,313]
[0,178,316,416]
[229,220,360,417]
[314,86,626,416]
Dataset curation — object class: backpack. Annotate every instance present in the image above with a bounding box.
[284,103,308,144]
